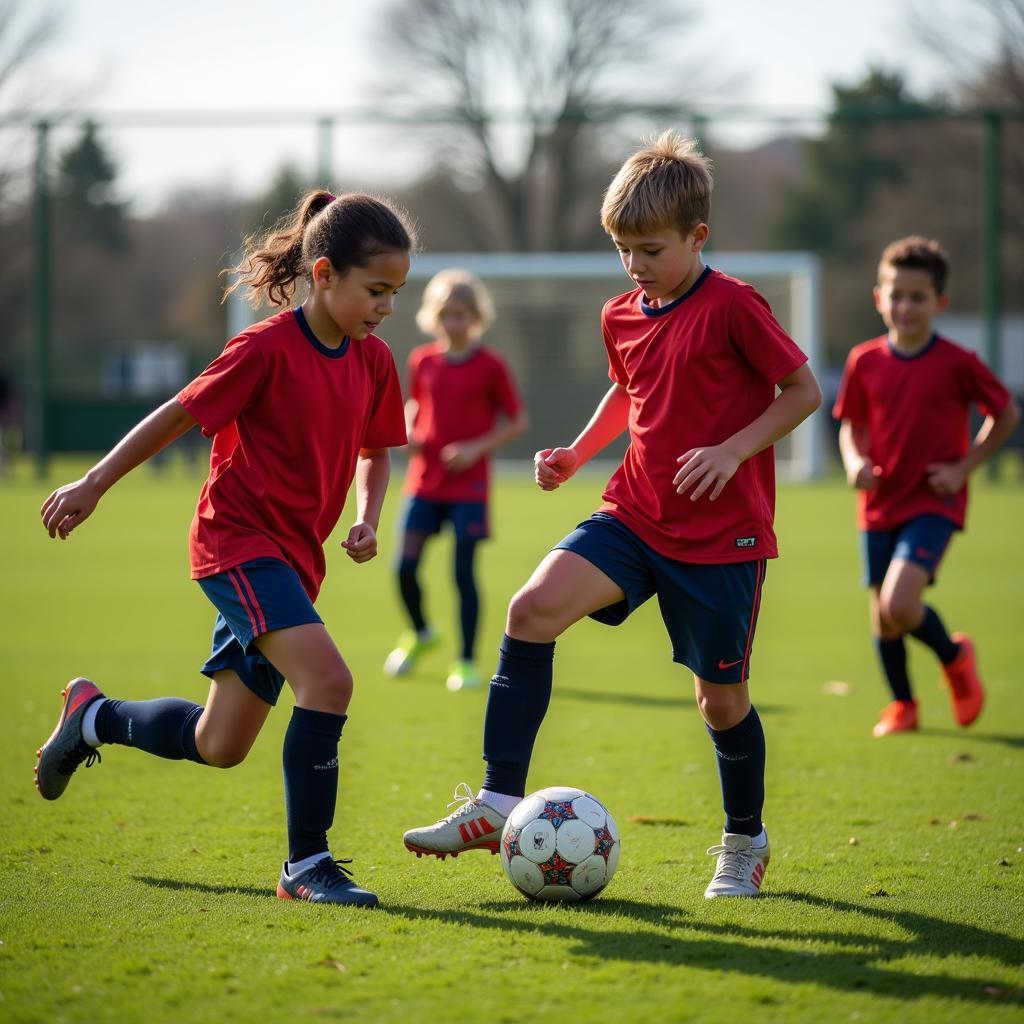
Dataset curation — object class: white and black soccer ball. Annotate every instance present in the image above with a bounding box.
[500,786,620,902]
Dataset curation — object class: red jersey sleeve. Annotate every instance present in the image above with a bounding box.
[362,347,408,449]
[726,286,808,384]
[833,348,869,423]
[177,333,266,437]
[959,350,1012,418]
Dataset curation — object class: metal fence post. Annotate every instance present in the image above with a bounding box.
[32,119,52,478]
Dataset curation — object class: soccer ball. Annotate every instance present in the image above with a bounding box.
[500,786,620,902]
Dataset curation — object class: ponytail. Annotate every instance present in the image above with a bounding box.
[223,190,416,308]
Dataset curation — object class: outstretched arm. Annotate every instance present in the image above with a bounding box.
[674,363,822,501]
[40,398,197,539]
[535,383,630,491]
[927,396,1022,495]
[342,447,391,563]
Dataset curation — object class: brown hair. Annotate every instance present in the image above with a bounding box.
[415,268,495,335]
[600,129,713,238]
[223,190,419,308]
[878,236,950,295]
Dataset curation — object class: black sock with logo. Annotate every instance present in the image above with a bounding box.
[283,707,346,864]
[95,697,205,763]
[481,634,555,796]
[706,706,765,838]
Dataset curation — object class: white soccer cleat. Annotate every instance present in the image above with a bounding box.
[704,830,770,898]
[403,782,509,858]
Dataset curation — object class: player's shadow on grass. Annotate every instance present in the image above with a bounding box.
[919,727,1024,749]
[383,892,1021,1006]
[554,686,788,715]
[134,875,274,899]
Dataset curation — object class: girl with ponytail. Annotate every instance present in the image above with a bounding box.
[37,189,418,907]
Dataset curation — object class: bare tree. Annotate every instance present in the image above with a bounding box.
[382,0,707,251]
[0,0,61,107]
[906,0,1023,307]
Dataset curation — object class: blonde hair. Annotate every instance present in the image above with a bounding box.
[415,268,496,336]
[878,236,950,295]
[600,129,713,238]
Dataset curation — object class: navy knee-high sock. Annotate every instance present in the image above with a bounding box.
[874,636,913,702]
[909,605,960,664]
[283,707,346,864]
[95,698,206,763]
[397,557,427,632]
[706,706,766,838]
[454,540,480,661]
[481,634,555,796]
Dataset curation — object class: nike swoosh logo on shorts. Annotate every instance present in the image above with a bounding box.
[718,657,743,670]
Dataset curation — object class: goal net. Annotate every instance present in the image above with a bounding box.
[399,251,825,481]
[229,250,825,480]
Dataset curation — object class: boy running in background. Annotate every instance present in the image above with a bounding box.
[834,236,1020,737]
[384,270,527,691]
[403,131,821,898]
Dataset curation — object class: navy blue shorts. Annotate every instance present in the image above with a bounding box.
[399,496,489,542]
[860,515,958,588]
[552,513,767,684]
[196,557,322,706]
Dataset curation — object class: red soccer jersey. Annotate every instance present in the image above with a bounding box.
[177,308,407,601]
[598,268,808,563]
[832,333,1011,531]
[403,341,522,502]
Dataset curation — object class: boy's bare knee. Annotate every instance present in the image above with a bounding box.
[198,738,249,769]
[696,687,749,731]
[292,665,353,715]
[506,587,559,642]
[880,595,920,632]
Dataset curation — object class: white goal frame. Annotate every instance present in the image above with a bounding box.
[406,251,825,480]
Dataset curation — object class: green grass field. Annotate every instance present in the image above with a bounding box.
[1,457,1022,1023]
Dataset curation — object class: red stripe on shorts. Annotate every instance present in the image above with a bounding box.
[227,569,262,637]
[233,567,268,635]
[740,559,766,680]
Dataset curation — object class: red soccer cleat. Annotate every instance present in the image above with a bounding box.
[872,700,919,738]
[35,678,104,799]
[941,633,984,727]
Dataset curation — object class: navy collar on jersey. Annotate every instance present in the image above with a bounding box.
[640,264,712,317]
[886,332,937,361]
[293,307,351,358]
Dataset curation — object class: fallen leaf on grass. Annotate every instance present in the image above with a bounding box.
[822,681,850,696]
[317,958,347,973]
[983,985,1019,1000]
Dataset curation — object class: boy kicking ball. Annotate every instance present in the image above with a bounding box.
[402,131,821,898]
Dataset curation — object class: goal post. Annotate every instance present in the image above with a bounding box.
[403,251,826,481]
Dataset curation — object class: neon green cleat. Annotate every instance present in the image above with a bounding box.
[383,628,440,677]
[445,659,483,692]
